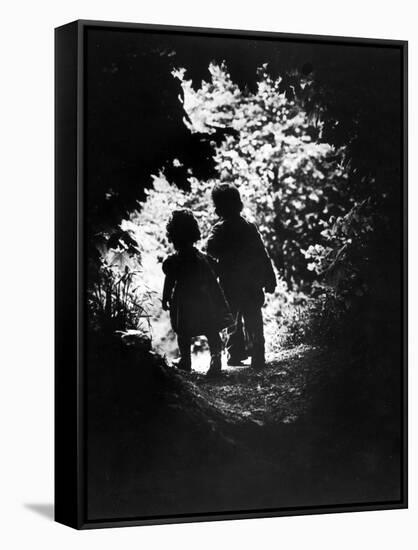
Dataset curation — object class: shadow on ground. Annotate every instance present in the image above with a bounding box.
[24,503,54,521]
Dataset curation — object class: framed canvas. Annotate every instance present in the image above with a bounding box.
[55,20,408,529]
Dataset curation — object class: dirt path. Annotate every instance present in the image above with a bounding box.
[174,345,320,426]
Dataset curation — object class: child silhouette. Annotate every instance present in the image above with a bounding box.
[207,184,276,369]
[162,209,231,376]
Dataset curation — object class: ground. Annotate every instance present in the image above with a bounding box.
[87,335,402,520]
[182,345,316,426]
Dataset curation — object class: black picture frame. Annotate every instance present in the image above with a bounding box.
[55,19,408,529]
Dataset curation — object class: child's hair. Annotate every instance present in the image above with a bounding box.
[211,183,243,218]
[166,208,201,249]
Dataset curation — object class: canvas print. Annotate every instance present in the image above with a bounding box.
[83,25,405,522]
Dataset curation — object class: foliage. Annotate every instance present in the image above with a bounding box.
[294,199,382,345]
[169,63,399,350]
[87,38,401,333]
[127,60,351,352]
[87,230,154,338]
[92,61,399,354]
[175,63,351,288]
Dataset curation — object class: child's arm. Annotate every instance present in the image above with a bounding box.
[162,256,176,311]
[252,226,277,293]
[262,253,277,293]
[206,223,224,260]
[162,274,175,311]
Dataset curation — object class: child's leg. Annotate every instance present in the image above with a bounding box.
[176,333,192,371]
[206,330,222,375]
[243,306,265,369]
[225,310,247,364]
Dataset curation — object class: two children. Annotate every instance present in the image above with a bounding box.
[162,184,276,375]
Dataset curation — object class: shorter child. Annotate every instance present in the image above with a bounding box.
[162,209,231,376]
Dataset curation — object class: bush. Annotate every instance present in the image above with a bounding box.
[87,229,154,339]
[174,63,351,288]
[91,62,393,357]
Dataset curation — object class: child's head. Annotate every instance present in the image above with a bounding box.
[166,209,201,250]
[211,183,243,219]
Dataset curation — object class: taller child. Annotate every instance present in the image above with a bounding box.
[207,184,277,370]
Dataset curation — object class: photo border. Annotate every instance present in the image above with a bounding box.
[55,19,408,529]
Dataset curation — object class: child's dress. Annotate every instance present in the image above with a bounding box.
[162,247,232,337]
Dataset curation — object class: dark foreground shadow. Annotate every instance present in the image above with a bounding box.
[24,503,54,521]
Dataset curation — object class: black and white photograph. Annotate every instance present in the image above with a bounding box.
[2,0,417,547]
[68,21,407,525]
